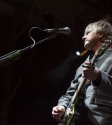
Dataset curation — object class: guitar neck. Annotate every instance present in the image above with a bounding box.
[71,78,86,104]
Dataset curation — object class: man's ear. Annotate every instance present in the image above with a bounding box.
[98,32,104,43]
[98,32,103,38]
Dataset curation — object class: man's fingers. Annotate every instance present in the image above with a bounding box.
[84,62,90,65]
[52,115,61,121]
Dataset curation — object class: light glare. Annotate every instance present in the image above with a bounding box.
[76,51,80,56]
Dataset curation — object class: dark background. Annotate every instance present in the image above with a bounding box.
[0,0,112,125]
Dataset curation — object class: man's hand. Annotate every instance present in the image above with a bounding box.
[52,106,65,121]
[82,62,101,81]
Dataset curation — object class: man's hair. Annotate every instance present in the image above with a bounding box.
[85,19,112,41]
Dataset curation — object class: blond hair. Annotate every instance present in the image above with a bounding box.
[85,20,112,41]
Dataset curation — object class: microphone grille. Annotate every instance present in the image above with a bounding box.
[65,27,71,34]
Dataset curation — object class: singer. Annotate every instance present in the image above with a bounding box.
[52,20,112,125]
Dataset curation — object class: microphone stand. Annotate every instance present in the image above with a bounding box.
[0,33,57,117]
[0,33,57,69]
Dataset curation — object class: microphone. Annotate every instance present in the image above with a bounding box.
[44,27,71,35]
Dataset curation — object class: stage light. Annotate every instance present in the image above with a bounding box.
[76,51,80,56]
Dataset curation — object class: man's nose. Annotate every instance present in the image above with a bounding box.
[82,35,86,40]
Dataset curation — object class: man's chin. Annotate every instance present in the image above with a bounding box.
[84,45,91,50]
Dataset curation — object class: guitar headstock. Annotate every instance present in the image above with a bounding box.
[95,36,112,56]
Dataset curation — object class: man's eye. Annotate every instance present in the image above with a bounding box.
[86,32,90,35]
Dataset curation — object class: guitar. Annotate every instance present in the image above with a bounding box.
[59,36,112,125]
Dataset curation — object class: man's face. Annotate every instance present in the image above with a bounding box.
[82,28,102,51]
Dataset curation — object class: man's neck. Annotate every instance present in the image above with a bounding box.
[92,42,102,52]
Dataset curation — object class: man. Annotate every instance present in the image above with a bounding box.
[52,20,112,125]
